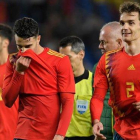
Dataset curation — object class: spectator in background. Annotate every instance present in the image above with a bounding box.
[0,24,18,140]
[92,21,123,140]
[59,36,94,140]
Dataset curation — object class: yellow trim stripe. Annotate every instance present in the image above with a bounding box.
[47,49,65,58]
[111,109,114,134]
[106,48,122,55]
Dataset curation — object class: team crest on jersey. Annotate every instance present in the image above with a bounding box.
[76,100,88,114]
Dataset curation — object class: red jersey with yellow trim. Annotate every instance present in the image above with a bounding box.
[93,48,140,140]
[0,63,18,140]
[10,48,75,95]
[3,48,75,140]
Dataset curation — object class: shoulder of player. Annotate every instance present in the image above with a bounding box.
[47,48,66,59]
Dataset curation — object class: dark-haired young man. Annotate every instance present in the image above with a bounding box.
[2,17,75,140]
[0,24,18,140]
[91,1,140,140]
[59,36,94,140]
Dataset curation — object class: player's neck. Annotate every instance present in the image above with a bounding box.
[0,49,9,65]
[125,39,140,56]
[36,45,44,55]
[74,64,85,77]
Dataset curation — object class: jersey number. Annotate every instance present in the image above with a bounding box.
[126,82,134,98]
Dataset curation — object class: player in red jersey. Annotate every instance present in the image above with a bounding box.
[0,24,18,140]
[2,17,75,140]
[91,1,140,140]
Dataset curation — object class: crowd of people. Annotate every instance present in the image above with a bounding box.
[0,0,130,70]
[0,1,140,140]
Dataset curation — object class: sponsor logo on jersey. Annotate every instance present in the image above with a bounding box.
[127,64,135,70]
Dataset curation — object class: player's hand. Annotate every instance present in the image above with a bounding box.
[93,122,106,140]
[16,56,31,74]
[133,102,140,111]
[53,135,64,140]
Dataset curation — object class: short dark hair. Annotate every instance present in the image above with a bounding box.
[59,36,85,54]
[13,17,39,38]
[119,1,140,19]
[0,24,13,43]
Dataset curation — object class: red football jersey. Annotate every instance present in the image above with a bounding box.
[92,48,140,139]
[0,63,18,140]
[3,48,75,140]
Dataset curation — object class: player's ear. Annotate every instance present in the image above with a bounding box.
[78,50,85,60]
[3,38,9,48]
[37,35,41,43]
[116,39,123,48]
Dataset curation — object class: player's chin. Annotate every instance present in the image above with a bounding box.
[123,38,131,42]
[101,50,106,54]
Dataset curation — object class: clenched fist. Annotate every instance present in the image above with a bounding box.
[16,56,31,74]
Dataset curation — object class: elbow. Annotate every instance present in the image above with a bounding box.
[4,100,13,107]
[5,102,13,108]
[3,99,13,108]
[2,96,13,108]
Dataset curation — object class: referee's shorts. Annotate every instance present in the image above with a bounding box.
[64,135,94,140]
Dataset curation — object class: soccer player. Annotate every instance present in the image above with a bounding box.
[91,1,140,140]
[92,21,123,140]
[0,24,18,140]
[2,17,75,140]
[59,36,94,140]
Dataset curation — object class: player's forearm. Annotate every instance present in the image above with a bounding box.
[90,97,104,121]
[2,70,24,107]
[56,93,74,136]
[90,87,107,121]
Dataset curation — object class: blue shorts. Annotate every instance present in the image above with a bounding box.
[14,139,24,140]
[113,132,124,140]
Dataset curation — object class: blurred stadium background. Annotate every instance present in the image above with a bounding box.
[0,0,138,70]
